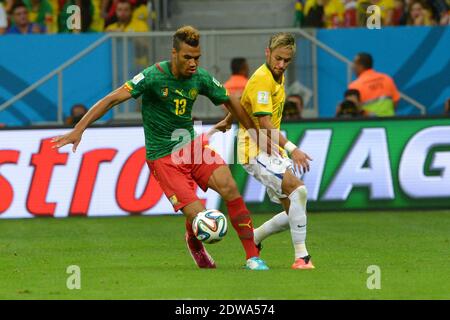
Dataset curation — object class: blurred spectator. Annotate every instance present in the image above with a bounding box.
[340,0,449,27]
[7,2,47,34]
[0,1,7,34]
[283,94,304,120]
[103,0,120,27]
[105,0,148,32]
[90,0,105,31]
[348,52,400,117]
[407,0,437,25]
[393,0,406,25]
[344,0,358,27]
[58,0,94,33]
[224,57,249,99]
[23,0,57,33]
[5,0,15,12]
[132,0,149,25]
[373,0,396,25]
[356,0,371,26]
[304,0,324,27]
[66,103,88,125]
[428,0,449,25]
[444,98,450,115]
[336,89,370,117]
[304,0,345,28]
[294,0,305,27]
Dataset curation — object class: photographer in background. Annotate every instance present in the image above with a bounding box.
[65,104,88,126]
[283,94,304,120]
[336,89,370,118]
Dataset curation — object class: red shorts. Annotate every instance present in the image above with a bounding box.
[146,135,226,212]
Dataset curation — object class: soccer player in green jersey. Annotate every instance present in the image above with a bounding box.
[53,26,269,270]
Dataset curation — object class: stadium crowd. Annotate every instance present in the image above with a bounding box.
[0,0,154,34]
[1,0,449,35]
[294,0,450,27]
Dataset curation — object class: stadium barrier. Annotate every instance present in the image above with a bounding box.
[0,116,449,219]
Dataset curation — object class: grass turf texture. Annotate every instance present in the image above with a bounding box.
[0,211,449,299]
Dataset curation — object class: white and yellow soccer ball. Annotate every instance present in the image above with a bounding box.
[192,209,228,244]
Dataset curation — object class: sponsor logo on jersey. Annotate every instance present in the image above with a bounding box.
[161,87,169,97]
[257,91,269,104]
[131,73,145,85]
[175,89,185,97]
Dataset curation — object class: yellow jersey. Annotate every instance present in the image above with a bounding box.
[238,63,286,164]
[105,19,149,32]
[304,0,345,28]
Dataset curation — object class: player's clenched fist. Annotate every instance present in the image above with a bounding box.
[52,129,83,153]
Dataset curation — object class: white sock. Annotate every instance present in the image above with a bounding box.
[254,211,289,245]
[288,185,309,259]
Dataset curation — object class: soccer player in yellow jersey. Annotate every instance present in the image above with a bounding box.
[213,33,314,269]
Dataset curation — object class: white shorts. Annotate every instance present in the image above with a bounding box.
[242,152,293,204]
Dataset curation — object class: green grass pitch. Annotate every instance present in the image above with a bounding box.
[0,211,449,299]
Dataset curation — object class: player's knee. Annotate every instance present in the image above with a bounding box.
[297,185,308,203]
[218,177,240,201]
[282,173,303,195]
[289,185,308,209]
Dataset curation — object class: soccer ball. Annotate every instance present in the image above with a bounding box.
[192,209,228,244]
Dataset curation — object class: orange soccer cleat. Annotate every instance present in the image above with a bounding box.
[291,255,315,270]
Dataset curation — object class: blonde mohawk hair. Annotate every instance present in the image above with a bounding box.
[268,33,296,53]
[173,26,200,50]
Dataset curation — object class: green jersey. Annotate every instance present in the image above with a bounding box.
[125,61,229,160]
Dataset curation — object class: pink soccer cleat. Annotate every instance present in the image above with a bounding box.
[291,255,315,270]
[185,232,216,268]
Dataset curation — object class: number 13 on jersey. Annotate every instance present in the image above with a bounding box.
[174,99,187,115]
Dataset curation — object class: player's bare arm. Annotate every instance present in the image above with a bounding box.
[211,112,233,134]
[257,114,312,174]
[52,86,132,152]
[222,95,255,132]
[223,95,277,156]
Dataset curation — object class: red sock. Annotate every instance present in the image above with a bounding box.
[226,197,259,259]
[185,219,203,251]
[185,220,195,236]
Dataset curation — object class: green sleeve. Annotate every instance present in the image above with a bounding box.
[200,70,229,106]
[125,67,152,99]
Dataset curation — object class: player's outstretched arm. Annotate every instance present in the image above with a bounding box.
[258,115,312,174]
[207,112,233,138]
[223,95,278,156]
[52,86,132,153]
[222,95,254,132]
